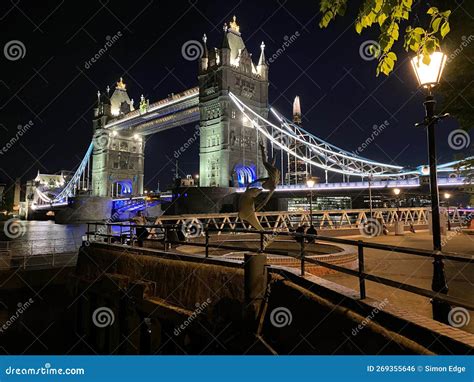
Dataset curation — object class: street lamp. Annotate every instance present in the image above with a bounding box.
[306,177,316,226]
[411,50,450,323]
[393,188,401,221]
[444,192,451,231]
[194,174,200,187]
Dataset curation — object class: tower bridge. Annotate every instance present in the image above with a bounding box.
[22,16,472,220]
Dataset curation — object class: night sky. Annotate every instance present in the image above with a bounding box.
[0,0,465,191]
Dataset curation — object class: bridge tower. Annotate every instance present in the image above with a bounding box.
[198,16,269,187]
[91,79,144,197]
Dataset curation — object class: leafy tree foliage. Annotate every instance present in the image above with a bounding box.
[319,0,451,76]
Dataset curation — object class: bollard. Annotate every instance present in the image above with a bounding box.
[244,252,267,330]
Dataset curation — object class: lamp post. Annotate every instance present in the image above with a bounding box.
[368,174,373,218]
[306,177,316,226]
[444,192,451,231]
[411,51,450,323]
[393,188,401,220]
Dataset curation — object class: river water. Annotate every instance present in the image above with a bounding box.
[0,220,86,256]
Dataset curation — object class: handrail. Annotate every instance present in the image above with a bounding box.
[85,222,474,315]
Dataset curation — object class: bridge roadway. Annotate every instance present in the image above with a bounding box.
[235,176,468,192]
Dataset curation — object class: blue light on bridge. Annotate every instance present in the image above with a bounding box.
[235,164,257,187]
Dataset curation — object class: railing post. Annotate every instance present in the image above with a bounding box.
[205,226,209,258]
[300,239,305,276]
[86,223,90,243]
[357,241,366,299]
[107,224,112,244]
[259,231,264,253]
[244,252,268,330]
[431,252,450,324]
[163,227,168,251]
[130,225,134,247]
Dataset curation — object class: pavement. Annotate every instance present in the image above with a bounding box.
[177,230,474,334]
[322,231,474,334]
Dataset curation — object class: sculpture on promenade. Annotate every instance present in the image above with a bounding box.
[238,144,280,231]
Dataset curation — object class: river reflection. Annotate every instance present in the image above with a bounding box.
[0,220,86,256]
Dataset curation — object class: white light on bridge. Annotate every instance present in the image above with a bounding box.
[306,178,316,188]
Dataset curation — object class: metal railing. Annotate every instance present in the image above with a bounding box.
[152,207,469,233]
[0,239,80,270]
[85,222,474,321]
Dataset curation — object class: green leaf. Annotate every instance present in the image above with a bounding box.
[391,27,399,40]
[387,52,397,61]
[413,27,424,35]
[355,22,362,34]
[432,17,441,33]
[440,21,450,38]
[378,13,387,26]
[425,38,436,54]
[422,53,431,65]
[427,7,438,15]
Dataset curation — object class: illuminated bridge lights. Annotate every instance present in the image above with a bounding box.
[32,90,472,210]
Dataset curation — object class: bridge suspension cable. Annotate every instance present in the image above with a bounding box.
[229,92,467,179]
[32,142,94,207]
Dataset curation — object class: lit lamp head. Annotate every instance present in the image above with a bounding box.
[306,177,316,188]
[444,192,451,199]
[194,174,199,179]
[410,52,447,89]
[393,188,401,196]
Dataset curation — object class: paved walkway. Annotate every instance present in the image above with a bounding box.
[322,231,474,334]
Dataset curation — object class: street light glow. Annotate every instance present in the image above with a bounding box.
[410,52,447,88]
[306,177,316,188]
[393,188,401,196]
[444,192,451,199]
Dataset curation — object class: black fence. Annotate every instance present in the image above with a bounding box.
[85,222,474,320]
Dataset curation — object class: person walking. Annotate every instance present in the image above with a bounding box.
[131,210,148,247]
